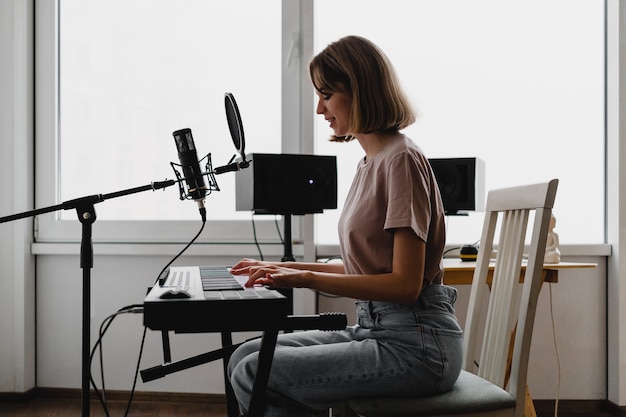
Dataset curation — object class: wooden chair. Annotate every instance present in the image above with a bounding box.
[346,179,559,417]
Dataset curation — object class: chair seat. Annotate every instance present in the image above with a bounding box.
[346,370,516,416]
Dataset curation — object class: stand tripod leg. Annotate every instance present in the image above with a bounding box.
[82,266,91,417]
[78,205,96,417]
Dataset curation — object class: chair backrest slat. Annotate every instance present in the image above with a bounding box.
[477,208,528,386]
[462,179,558,414]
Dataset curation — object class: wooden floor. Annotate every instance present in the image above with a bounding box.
[0,390,228,417]
[0,398,227,417]
[534,400,625,417]
[1,392,625,417]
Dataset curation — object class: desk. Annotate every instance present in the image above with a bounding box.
[441,258,596,417]
[442,258,597,285]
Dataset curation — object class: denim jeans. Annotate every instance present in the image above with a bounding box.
[227,284,463,417]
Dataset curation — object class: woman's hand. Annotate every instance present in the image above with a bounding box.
[230,258,273,275]
[230,258,307,288]
[228,230,425,303]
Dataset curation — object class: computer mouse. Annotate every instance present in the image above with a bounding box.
[159,289,192,299]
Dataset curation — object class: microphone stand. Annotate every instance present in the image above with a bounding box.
[0,179,178,417]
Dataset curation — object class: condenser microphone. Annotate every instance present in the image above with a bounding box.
[172,128,207,215]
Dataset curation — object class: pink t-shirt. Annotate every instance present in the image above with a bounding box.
[338,135,446,289]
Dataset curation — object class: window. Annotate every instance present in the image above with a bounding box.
[314,0,605,245]
[37,1,605,246]
[36,0,289,244]
[58,0,281,221]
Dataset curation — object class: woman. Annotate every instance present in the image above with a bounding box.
[227,35,463,417]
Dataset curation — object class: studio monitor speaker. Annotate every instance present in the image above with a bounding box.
[236,153,338,215]
[429,157,485,215]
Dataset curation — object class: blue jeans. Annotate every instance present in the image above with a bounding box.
[227,284,463,417]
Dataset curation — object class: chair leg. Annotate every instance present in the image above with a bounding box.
[330,404,360,417]
[345,406,360,417]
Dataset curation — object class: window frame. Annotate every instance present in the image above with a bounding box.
[35,0,605,250]
[34,0,315,248]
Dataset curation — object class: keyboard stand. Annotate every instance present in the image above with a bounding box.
[141,329,277,417]
[141,313,347,417]
[246,328,280,417]
[221,331,239,416]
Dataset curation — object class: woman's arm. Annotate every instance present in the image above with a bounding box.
[230,258,346,276]
[236,228,426,305]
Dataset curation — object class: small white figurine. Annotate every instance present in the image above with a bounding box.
[544,213,561,264]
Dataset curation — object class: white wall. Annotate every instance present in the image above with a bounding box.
[34,249,316,394]
[34,250,606,400]
[35,253,248,393]
[0,0,35,394]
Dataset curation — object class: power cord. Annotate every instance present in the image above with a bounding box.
[443,246,461,257]
[90,304,145,417]
[251,214,264,261]
[250,213,286,261]
[273,215,284,244]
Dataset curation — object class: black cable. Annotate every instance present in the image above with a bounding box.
[154,219,206,285]
[91,308,130,416]
[123,325,148,417]
[274,215,284,244]
[98,316,111,411]
[250,213,291,261]
[89,217,208,415]
[91,316,114,417]
[90,305,143,417]
[251,214,264,261]
[443,246,461,256]
[443,239,480,258]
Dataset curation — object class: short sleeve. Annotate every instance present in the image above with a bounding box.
[383,152,433,242]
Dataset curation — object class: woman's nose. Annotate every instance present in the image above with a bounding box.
[315,98,325,114]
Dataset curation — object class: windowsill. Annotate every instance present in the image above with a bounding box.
[316,243,612,259]
[31,242,611,258]
[31,242,304,257]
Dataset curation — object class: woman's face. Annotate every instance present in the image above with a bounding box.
[315,85,352,137]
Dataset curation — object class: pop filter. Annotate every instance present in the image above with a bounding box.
[214,93,249,175]
[225,92,246,163]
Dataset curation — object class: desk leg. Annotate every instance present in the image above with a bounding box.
[522,280,548,417]
[525,385,537,417]
[247,329,280,417]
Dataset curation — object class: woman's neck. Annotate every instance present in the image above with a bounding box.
[356,130,401,161]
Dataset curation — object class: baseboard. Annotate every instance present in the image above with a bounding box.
[0,387,227,405]
[534,399,626,416]
[3,391,626,416]
[0,387,37,402]
[601,400,626,416]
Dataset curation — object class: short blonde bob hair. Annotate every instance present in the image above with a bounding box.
[309,35,416,142]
